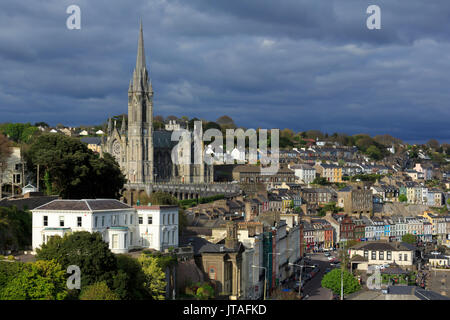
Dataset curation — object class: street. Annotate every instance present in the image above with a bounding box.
[285,252,334,300]
[302,252,334,300]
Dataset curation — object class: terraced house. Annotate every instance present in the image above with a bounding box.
[314,163,343,183]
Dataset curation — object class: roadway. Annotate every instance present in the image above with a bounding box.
[285,252,334,300]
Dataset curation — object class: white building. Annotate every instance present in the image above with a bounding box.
[165,120,181,131]
[238,231,264,300]
[135,205,179,251]
[32,199,179,254]
[349,242,416,271]
[22,184,38,195]
[289,164,316,184]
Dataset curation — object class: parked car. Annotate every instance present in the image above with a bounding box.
[325,267,331,273]
[327,256,334,260]
[324,252,331,257]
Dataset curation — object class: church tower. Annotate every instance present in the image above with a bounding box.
[127,22,154,184]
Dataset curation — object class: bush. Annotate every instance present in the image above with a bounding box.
[185,282,215,300]
[0,255,4,260]
[79,281,120,300]
[7,255,14,261]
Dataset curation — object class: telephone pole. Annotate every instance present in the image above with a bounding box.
[37,164,39,192]
[0,163,3,199]
[340,240,344,300]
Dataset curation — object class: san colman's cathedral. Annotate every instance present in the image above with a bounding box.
[102,23,213,184]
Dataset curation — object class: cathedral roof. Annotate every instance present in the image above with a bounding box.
[153,130,176,148]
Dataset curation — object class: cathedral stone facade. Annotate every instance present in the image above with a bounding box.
[102,23,213,185]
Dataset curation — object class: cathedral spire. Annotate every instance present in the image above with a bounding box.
[133,20,149,92]
[136,20,146,72]
[121,114,126,133]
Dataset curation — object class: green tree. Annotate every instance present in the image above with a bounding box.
[204,121,222,131]
[0,133,11,166]
[148,191,179,206]
[137,254,166,300]
[0,206,32,252]
[366,145,382,160]
[21,126,40,143]
[0,260,68,300]
[0,123,39,143]
[178,208,188,237]
[321,269,360,295]
[25,133,125,199]
[312,177,329,185]
[402,234,417,245]
[399,194,407,202]
[79,281,120,300]
[36,231,118,289]
[115,254,149,299]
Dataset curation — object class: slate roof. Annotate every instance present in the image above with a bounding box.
[233,165,294,174]
[0,196,59,211]
[153,130,176,149]
[387,286,450,300]
[180,236,242,255]
[34,199,132,211]
[414,288,450,300]
[351,241,415,252]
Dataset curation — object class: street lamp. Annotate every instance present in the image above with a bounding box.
[289,262,316,297]
[251,265,267,300]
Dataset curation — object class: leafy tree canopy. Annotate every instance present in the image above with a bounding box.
[321,268,360,295]
[79,281,120,300]
[25,133,125,199]
[0,260,67,300]
[137,254,166,300]
[402,234,417,245]
[35,231,118,289]
[0,206,32,252]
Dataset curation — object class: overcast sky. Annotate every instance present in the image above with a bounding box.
[0,0,449,144]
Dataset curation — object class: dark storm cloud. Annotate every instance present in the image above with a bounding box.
[0,0,449,143]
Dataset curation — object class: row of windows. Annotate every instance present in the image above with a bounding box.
[48,216,83,227]
[44,214,134,228]
[139,230,176,246]
[138,213,177,225]
[364,250,408,261]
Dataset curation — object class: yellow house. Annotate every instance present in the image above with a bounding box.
[314,163,343,183]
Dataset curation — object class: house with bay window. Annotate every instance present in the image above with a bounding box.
[32,199,179,254]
